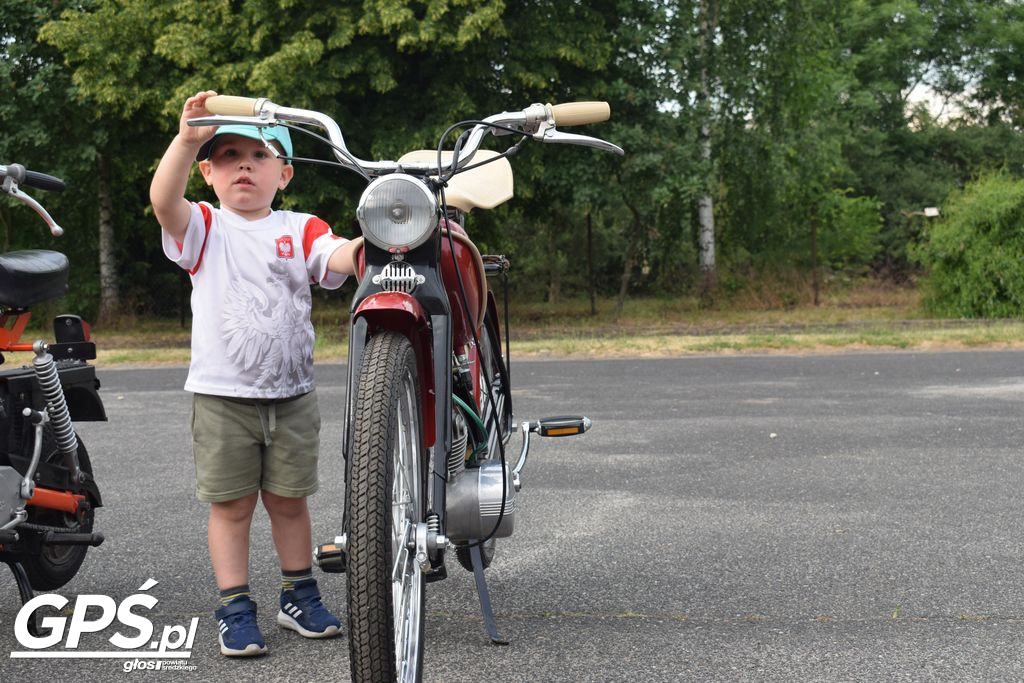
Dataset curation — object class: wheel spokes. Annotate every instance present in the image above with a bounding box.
[391,367,422,680]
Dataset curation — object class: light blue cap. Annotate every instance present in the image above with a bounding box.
[196,124,293,164]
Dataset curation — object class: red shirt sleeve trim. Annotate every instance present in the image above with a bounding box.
[301,216,337,262]
[189,203,213,276]
[302,216,341,283]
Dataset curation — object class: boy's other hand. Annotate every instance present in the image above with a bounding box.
[178,90,219,147]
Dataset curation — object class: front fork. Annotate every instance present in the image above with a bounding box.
[325,315,452,575]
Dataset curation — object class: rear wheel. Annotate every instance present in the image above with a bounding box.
[455,538,496,572]
[347,332,426,682]
[20,437,95,590]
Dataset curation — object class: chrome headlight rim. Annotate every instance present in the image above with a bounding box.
[356,174,438,251]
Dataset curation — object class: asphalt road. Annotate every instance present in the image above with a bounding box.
[2,351,1024,681]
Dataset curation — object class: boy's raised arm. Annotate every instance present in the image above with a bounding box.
[150,91,218,243]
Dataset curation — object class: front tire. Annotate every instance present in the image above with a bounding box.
[347,332,426,682]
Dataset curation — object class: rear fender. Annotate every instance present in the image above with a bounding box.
[0,363,106,422]
[353,292,436,447]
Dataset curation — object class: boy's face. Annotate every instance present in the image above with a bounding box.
[197,134,294,220]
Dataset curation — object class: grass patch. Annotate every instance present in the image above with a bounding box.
[32,282,1024,367]
[82,321,1024,367]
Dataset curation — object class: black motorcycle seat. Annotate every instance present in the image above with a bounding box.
[0,250,69,308]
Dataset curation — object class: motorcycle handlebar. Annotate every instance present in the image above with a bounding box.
[0,164,66,236]
[549,102,611,127]
[206,95,262,117]
[0,164,66,192]
[23,170,66,193]
[189,96,620,176]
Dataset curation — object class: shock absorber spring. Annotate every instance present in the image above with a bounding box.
[426,514,440,535]
[32,341,78,458]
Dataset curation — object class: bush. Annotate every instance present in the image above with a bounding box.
[820,190,882,272]
[914,172,1024,317]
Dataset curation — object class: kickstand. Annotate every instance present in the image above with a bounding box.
[469,543,508,645]
[6,561,39,637]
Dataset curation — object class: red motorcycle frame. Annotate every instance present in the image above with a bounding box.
[194,96,620,682]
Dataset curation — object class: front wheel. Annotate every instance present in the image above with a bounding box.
[20,437,95,590]
[347,332,426,682]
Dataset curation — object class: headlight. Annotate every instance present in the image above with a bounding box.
[356,174,438,250]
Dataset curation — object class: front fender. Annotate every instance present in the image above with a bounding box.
[353,292,436,447]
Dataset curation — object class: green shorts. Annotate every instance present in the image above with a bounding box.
[190,390,321,503]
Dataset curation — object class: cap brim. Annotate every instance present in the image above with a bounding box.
[195,137,216,162]
[194,125,293,162]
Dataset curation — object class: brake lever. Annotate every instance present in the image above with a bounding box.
[538,129,624,156]
[1,178,64,237]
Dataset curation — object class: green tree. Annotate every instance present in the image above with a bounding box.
[43,0,640,311]
[914,171,1024,317]
[0,0,121,320]
[836,0,1023,278]
[27,0,1024,318]
[677,0,874,300]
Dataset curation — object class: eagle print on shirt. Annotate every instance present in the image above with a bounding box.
[221,259,314,391]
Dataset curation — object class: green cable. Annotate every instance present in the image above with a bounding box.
[452,394,489,457]
[453,394,487,434]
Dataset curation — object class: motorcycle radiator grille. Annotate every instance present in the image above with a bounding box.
[372,261,424,293]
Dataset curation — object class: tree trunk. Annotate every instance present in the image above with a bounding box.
[587,211,596,316]
[0,205,10,253]
[547,225,560,305]
[615,201,642,320]
[97,154,119,325]
[810,209,820,306]
[697,127,716,299]
[614,244,635,321]
[697,0,717,304]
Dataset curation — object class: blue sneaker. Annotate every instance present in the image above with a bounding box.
[214,597,267,657]
[277,579,342,638]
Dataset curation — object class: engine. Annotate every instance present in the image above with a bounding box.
[444,460,516,541]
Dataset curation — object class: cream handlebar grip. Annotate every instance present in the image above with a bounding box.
[549,102,611,126]
[205,95,261,116]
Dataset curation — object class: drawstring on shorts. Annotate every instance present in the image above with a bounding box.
[255,402,277,447]
[222,392,307,448]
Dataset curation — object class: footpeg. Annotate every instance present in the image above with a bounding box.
[512,416,592,491]
[314,539,347,574]
[535,416,592,437]
[42,531,104,547]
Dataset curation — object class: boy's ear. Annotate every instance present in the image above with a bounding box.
[197,160,214,186]
[278,163,294,190]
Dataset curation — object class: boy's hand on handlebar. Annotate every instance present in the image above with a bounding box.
[178,90,219,147]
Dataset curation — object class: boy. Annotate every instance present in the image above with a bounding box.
[150,90,358,657]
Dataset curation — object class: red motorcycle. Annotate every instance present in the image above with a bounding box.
[194,95,621,681]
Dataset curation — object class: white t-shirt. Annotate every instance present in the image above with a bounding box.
[162,201,348,399]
